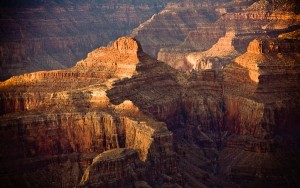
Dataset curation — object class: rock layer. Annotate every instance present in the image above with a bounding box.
[1,34,299,187]
[0,37,179,187]
[132,0,300,71]
[0,1,173,81]
[185,31,239,70]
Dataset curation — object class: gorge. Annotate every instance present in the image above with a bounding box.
[0,0,300,187]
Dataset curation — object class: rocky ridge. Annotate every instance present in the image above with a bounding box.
[0,0,176,81]
[0,37,180,187]
[185,31,239,70]
[1,33,299,187]
[132,0,300,72]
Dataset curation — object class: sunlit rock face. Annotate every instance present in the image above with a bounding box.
[185,31,239,70]
[107,34,300,187]
[0,0,174,81]
[0,37,180,187]
[1,1,300,185]
[0,33,299,187]
[219,34,300,187]
[133,0,299,71]
[223,35,300,141]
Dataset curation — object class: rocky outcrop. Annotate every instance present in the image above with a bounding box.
[79,148,142,187]
[223,36,300,148]
[133,0,300,71]
[0,1,172,81]
[0,37,180,187]
[1,33,299,187]
[185,31,239,70]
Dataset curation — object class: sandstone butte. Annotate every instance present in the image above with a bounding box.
[0,35,300,187]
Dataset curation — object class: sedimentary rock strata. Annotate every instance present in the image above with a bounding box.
[223,36,300,147]
[133,0,300,71]
[0,37,180,187]
[0,0,172,81]
[1,29,299,187]
[185,31,239,71]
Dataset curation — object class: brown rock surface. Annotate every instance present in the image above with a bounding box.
[223,36,300,144]
[185,31,239,70]
[131,1,224,57]
[79,148,141,187]
[0,37,180,187]
[1,34,299,187]
[133,0,300,71]
[0,1,172,81]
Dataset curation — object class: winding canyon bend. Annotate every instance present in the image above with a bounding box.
[0,0,300,188]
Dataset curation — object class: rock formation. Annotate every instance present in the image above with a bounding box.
[108,33,299,187]
[223,36,300,139]
[0,37,180,187]
[79,148,142,187]
[132,0,300,71]
[0,0,174,81]
[1,32,300,187]
[218,35,300,186]
[185,31,239,70]
[132,0,227,58]
[1,3,300,186]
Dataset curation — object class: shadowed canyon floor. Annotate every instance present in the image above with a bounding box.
[1,34,300,187]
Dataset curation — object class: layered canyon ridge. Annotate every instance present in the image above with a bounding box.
[1,0,300,188]
[133,0,300,71]
[0,0,176,81]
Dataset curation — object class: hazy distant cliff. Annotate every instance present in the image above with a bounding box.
[132,0,300,71]
[0,0,175,81]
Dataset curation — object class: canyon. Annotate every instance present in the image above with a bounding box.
[132,0,300,71]
[0,37,181,187]
[1,33,299,187]
[0,0,299,187]
[0,0,177,81]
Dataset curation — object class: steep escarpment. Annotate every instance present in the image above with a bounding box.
[108,34,300,187]
[184,0,299,52]
[0,0,175,81]
[185,31,239,70]
[1,33,299,187]
[223,36,300,151]
[0,37,180,187]
[131,1,225,57]
[133,0,300,71]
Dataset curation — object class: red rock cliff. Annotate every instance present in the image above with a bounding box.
[0,37,180,187]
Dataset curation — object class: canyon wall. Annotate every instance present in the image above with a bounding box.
[0,37,180,187]
[0,0,176,81]
[1,9,300,186]
[1,32,299,187]
[223,36,300,151]
[132,0,300,71]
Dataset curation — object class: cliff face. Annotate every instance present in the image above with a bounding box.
[132,1,225,58]
[1,33,299,187]
[223,36,300,142]
[0,37,180,187]
[185,31,239,70]
[0,1,173,81]
[132,0,300,71]
[218,35,300,186]
[107,36,299,187]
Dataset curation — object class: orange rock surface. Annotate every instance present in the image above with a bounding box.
[0,37,179,187]
[0,32,299,187]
